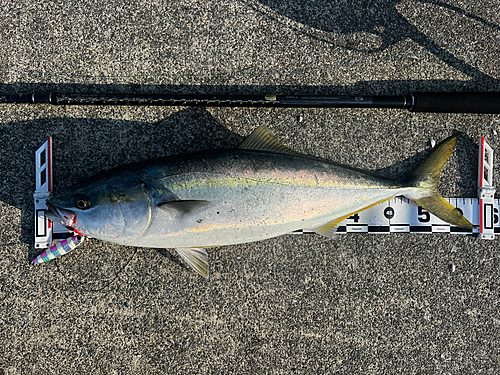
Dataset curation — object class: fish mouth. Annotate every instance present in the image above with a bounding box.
[45,201,76,227]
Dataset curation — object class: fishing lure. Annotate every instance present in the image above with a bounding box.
[32,235,85,264]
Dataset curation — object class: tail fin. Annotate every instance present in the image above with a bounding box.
[408,134,474,229]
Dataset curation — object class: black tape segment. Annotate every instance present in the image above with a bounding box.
[368,226,390,232]
[450,227,474,233]
[409,226,432,233]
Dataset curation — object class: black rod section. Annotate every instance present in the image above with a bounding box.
[1,92,499,113]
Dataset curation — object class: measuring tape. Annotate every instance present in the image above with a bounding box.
[292,196,498,236]
[34,136,497,250]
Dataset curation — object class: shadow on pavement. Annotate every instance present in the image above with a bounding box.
[250,0,499,87]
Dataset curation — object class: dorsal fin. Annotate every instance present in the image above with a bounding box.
[239,125,302,157]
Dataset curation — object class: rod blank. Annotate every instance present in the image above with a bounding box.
[1,92,499,113]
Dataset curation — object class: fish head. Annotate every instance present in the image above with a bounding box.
[47,174,152,243]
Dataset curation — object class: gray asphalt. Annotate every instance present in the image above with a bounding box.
[1,1,500,374]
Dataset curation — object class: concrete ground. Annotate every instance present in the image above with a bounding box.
[0,1,499,374]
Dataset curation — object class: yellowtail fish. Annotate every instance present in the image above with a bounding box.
[44,125,473,277]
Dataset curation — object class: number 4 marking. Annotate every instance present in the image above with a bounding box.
[348,214,360,223]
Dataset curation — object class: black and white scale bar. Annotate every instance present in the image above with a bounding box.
[291,197,498,235]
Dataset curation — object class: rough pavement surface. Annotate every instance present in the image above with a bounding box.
[0,1,499,374]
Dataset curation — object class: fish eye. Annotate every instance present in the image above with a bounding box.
[75,196,91,210]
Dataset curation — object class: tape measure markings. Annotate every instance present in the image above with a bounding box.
[292,197,498,235]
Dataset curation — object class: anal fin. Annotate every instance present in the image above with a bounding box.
[310,196,396,238]
[311,216,346,239]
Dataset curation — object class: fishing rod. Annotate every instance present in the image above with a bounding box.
[1,91,500,113]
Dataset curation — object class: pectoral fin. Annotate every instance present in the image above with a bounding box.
[158,200,211,214]
[175,247,209,278]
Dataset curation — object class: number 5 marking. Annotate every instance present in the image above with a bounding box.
[418,206,430,222]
